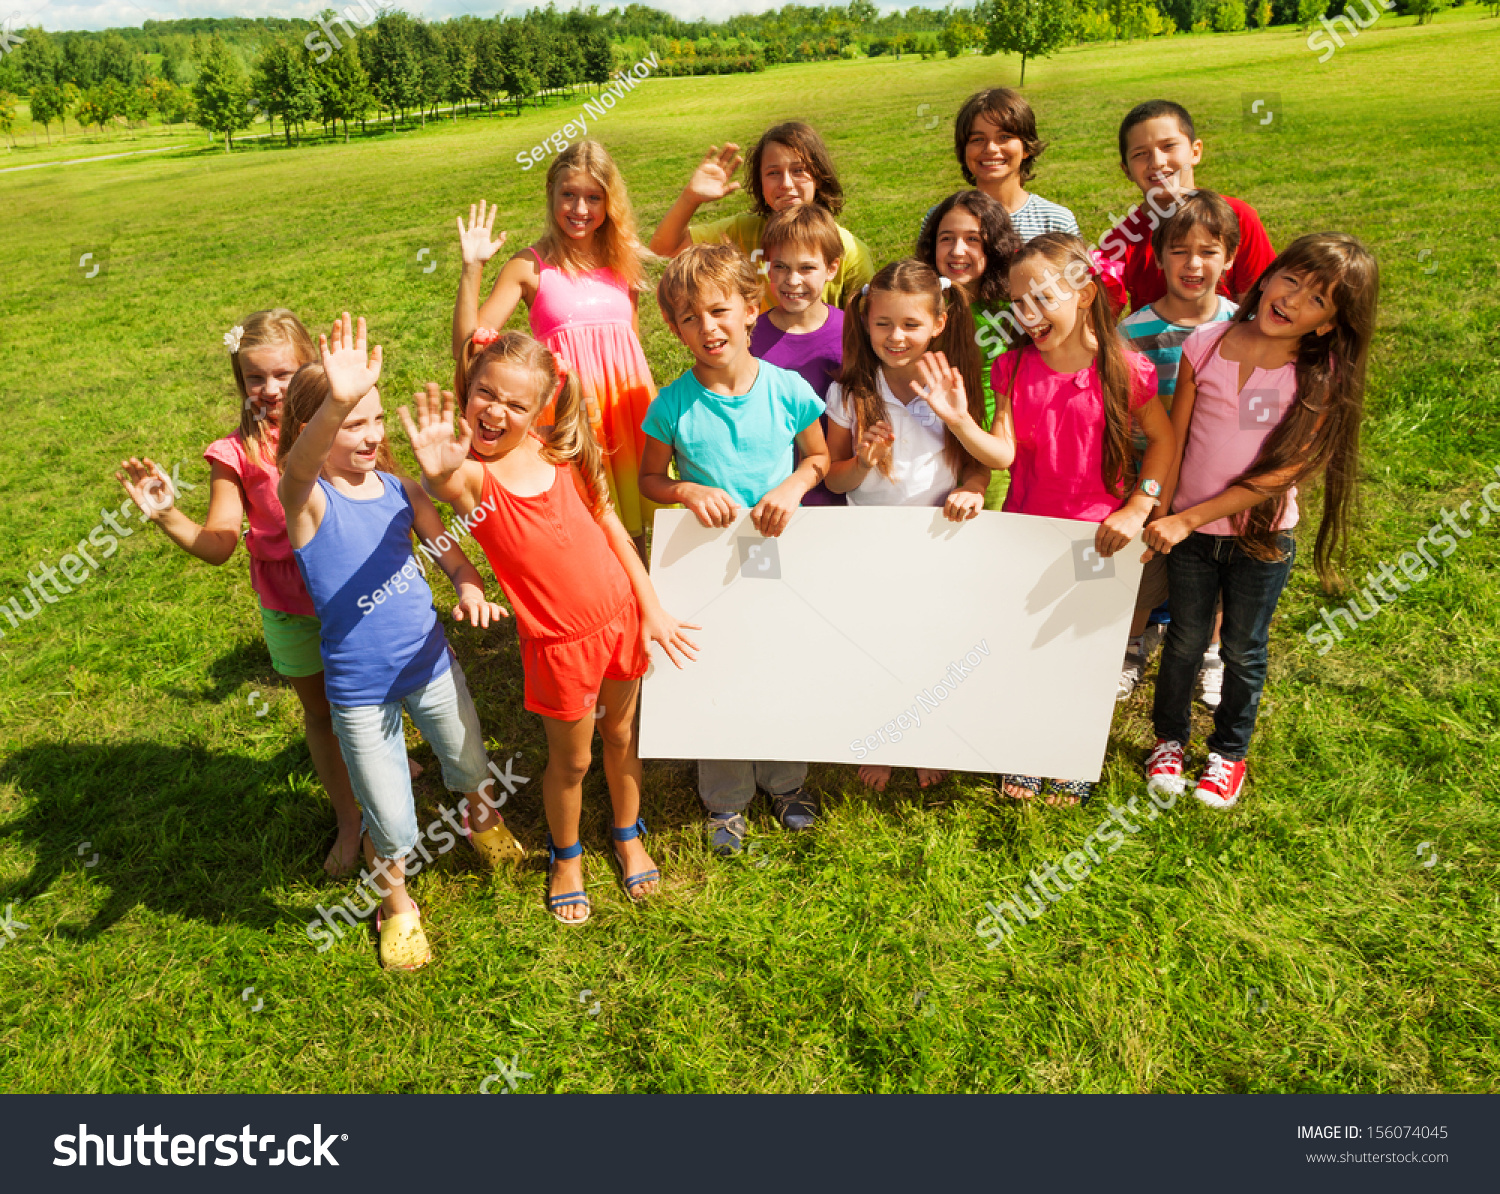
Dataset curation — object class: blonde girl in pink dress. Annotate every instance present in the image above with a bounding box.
[453,139,658,552]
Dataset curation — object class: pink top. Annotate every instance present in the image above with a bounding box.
[203,427,316,617]
[992,346,1156,521]
[527,246,634,340]
[1175,322,1300,537]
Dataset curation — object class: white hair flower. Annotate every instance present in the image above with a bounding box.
[223,325,245,354]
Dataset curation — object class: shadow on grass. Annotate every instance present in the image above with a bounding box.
[167,638,279,705]
[0,738,339,939]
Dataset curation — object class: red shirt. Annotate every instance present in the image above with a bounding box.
[1099,193,1276,314]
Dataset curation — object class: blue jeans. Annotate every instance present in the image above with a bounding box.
[329,661,491,859]
[1152,531,1296,761]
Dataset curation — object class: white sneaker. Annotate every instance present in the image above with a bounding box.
[1196,647,1224,709]
[1117,638,1146,701]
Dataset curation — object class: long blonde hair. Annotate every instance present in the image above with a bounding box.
[458,331,610,520]
[536,140,650,292]
[228,308,317,469]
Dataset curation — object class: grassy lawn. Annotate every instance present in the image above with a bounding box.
[1,8,1497,1093]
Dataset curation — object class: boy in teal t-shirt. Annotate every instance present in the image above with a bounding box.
[640,243,830,857]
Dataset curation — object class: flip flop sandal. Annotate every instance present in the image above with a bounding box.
[375,902,431,971]
[463,808,525,867]
[610,817,660,903]
[546,838,591,926]
[1042,778,1095,807]
[1000,774,1044,801]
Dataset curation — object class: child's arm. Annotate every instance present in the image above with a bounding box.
[278,313,382,548]
[824,417,894,494]
[943,461,991,523]
[403,477,508,628]
[1158,356,1199,515]
[447,201,513,358]
[116,456,243,565]
[915,351,1017,470]
[647,143,743,258]
[639,434,741,528]
[1096,395,1174,558]
[1143,450,1315,560]
[582,475,700,668]
[398,383,486,513]
[752,419,829,538]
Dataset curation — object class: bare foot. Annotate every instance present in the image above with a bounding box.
[613,835,659,899]
[1001,775,1040,802]
[323,823,362,877]
[548,852,589,922]
[407,756,424,780]
[917,769,948,788]
[858,764,892,792]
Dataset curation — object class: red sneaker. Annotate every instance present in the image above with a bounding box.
[1193,753,1246,809]
[1145,739,1186,798]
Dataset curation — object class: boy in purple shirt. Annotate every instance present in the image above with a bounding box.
[749,205,846,505]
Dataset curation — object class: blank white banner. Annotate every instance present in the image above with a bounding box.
[640,507,1145,782]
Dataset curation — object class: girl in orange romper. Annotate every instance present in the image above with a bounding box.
[402,330,698,925]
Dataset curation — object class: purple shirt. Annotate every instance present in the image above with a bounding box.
[751,308,846,506]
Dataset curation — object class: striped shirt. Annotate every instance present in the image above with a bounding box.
[1119,297,1238,407]
[920,191,1080,246]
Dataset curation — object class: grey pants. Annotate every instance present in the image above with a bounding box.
[698,760,808,815]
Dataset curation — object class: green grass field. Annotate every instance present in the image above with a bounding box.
[2,9,1498,1093]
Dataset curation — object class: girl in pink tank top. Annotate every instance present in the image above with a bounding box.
[452,140,659,549]
[403,330,699,927]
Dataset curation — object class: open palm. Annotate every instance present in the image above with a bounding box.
[687,143,743,204]
[913,351,968,425]
[457,200,509,266]
[400,383,473,479]
[320,312,383,407]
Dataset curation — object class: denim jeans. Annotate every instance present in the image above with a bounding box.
[698,760,808,815]
[1152,531,1296,761]
[329,661,491,859]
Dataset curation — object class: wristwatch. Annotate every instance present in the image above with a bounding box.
[1137,478,1162,508]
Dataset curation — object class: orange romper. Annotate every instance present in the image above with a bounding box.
[468,461,648,720]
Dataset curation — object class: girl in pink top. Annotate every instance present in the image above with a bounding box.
[1143,233,1378,810]
[922,232,1175,806]
[115,309,364,876]
[452,140,659,552]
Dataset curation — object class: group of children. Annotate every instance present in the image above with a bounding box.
[114,89,1378,969]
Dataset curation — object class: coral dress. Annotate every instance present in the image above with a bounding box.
[527,247,658,538]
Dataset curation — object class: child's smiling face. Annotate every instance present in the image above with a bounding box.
[239,343,302,426]
[864,290,946,371]
[759,141,816,213]
[1009,256,1093,352]
[934,206,988,290]
[553,169,607,243]
[766,241,837,314]
[964,113,1026,190]
[672,285,759,370]
[466,359,543,458]
[1257,268,1337,340]
[1158,228,1234,304]
[1122,115,1203,201]
[329,388,385,475]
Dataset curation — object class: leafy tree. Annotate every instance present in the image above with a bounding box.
[440,22,476,115]
[253,39,317,144]
[1404,0,1440,23]
[413,21,449,124]
[0,90,16,150]
[74,86,109,133]
[1296,0,1327,28]
[191,34,254,150]
[582,29,612,91]
[13,26,61,91]
[982,0,1075,85]
[369,12,422,125]
[1212,0,1248,30]
[28,81,67,143]
[471,23,506,109]
[1253,0,1273,25]
[98,31,145,85]
[315,39,373,142]
[148,77,194,128]
[123,83,153,134]
[499,21,540,114]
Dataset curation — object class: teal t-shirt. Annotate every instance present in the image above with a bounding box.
[643,360,825,509]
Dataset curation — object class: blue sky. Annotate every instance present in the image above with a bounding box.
[9,0,827,35]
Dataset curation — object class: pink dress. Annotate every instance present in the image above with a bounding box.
[527,247,658,538]
[203,426,314,616]
[992,346,1157,521]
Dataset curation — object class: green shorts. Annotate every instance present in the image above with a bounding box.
[259,606,325,678]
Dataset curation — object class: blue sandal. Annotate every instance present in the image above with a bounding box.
[610,818,660,903]
[546,838,591,925]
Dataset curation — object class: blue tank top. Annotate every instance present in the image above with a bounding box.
[293,471,451,707]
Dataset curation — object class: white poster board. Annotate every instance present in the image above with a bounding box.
[640,508,1145,782]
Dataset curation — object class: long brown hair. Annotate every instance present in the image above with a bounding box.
[458,331,611,520]
[913,189,1021,305]
[228,308,317,469]
[536,139,651,292]
[1007,232,1135,499]
[746,121,845,217]
[839,259,985,483]
[1224,232,1378,588]
[275,364,401,477]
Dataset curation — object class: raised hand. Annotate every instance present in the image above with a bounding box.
[319,312,383,408]
[457,200,509,266]
[912,351,969,426]
[399,383,472,481]
[115,456,177,520]
[685,143,744,205]
[855,421,895,470]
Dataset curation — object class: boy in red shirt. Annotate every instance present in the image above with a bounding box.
[1100,100,1276,313]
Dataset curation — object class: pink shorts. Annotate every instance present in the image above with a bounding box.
[520,598,649,721]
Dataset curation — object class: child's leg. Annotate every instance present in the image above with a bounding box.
[594,676,658,897]
[1207,534,1297,761]
[698,761,757,815]
[540,712,596,921]
[1151,534,1221,746]
[327,700,421,918]
[286,671,363,876]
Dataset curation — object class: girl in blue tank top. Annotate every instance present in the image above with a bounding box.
[278,313,522,971]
